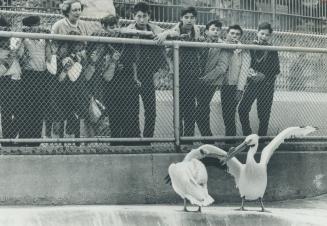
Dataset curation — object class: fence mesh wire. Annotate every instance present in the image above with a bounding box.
[4,0,327,34]
[0,10,326,147]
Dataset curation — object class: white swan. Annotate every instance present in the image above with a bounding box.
[168,148,215,212]
[196,126,317,212]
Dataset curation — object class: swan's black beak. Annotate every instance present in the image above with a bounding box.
[224,141,248,163]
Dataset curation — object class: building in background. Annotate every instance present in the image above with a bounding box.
[0,0,326,33]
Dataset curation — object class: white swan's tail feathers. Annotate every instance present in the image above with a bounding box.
[186,194,214,207]
[203,195,214,206]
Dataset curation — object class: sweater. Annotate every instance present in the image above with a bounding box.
[200,42,250,90]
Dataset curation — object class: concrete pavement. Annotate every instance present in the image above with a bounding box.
[0,194,326,226]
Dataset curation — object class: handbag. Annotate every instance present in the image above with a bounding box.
[46,55,57,75]
[0,64,8,77]
[103,48,122,82]
[89,96,106,123]
[83,64,96,81]
[0,49,12,77]
[67,61,82,82]
[102,59,116,82]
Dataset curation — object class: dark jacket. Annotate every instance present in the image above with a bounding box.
[126,23,167,83]
[250,40,280,83]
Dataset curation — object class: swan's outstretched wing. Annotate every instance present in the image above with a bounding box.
[260,126,317,165]
[196,144,243,185]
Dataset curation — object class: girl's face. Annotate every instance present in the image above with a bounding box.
[68,2,82,24]
[257,29,271,43]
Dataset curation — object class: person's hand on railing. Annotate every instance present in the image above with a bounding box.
[154,32,168,45]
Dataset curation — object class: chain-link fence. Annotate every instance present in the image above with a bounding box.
[2,1,327,34]
[114,0,327,34]
[0,10,326,148]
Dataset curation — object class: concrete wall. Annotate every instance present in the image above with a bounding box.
[0,144,326,205]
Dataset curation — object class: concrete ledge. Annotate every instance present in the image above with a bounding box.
[0,195,326,226]
[0,144,326,205]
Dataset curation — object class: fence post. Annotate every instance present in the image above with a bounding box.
[272,0,276,28]
[173,43,180,151]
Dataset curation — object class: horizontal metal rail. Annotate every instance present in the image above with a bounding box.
[3,9,327,38]
[181,136,327,142]
[0,138,175,144]
[1,31,327,53]
[0,136,324,144]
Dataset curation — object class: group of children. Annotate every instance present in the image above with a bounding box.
[0,0,280,146]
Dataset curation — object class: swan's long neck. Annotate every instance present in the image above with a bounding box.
[246,145,258,164]
[200,145,227,158]
[183,149,205,161]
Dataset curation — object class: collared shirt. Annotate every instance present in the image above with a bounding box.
[51,18,92,36]
[224,49,243,86]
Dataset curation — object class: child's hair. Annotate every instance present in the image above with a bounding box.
[0,17,10,44]
[258,22,273,33]
[100,15,119,27]
[181,6,197,17]
[227,24,243,36]
[22,15,40,27]
[205,20,222,30]
[0,16,10,31]
[61,0,85,17]
[133,2,150,14]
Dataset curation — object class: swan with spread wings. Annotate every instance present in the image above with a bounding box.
[196,126,317,212]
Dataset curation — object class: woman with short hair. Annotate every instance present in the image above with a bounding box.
[51,0,91,140]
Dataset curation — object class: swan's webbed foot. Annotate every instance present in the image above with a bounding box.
[183,199,189,212]
[235,206,247,211]
[183,207,190,212]
[235,196,247,211]
[258,197,271,213]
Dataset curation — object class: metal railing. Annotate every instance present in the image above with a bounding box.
[1,0,327,33]
[113,0,327,34]
[0,28,326,149]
